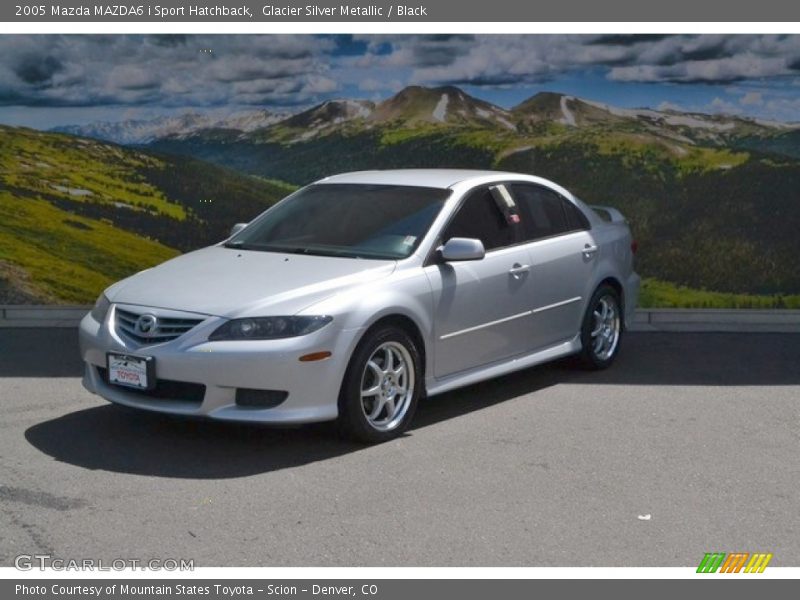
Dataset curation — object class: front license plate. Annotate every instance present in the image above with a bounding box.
[107,353,155,390]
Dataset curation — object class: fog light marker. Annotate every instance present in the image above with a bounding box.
[299,351,332,362]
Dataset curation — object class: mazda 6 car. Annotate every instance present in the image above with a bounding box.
[79,169,640,442]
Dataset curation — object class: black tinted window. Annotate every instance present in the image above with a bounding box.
[228,183,449,259]
[511,184,587,241]
[442,188,515,251]
[563,198,591,231]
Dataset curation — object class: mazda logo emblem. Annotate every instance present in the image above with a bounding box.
[135,314,158,336]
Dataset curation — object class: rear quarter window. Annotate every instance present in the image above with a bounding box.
[511,183,589,241]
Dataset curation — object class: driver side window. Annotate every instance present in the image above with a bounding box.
[441,188,515,251]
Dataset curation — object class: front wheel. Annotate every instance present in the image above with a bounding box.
[577,285,622,370]
[338,326,422,443]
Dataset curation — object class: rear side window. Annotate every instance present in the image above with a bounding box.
[441,188,515,251]
[511,184,589,242]
[562,198,591,231]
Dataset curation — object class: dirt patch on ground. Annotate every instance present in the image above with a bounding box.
[0,260,52,304]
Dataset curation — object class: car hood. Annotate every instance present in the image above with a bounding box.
[107,246,396,317]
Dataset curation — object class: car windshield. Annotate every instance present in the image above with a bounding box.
[225,183,451,259]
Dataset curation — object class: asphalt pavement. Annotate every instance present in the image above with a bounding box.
[1,329,798,567]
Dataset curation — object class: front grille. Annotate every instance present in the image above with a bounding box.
[97,366,206,404]
[115,307,204,345]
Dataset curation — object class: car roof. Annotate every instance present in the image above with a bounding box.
[316,169,529,189]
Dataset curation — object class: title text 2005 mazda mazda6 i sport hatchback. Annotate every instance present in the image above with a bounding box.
[80,169,640,442]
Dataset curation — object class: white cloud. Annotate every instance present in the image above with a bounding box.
[709,97,739,114]
[358,34,800,87]
[0,35,335,108]
[763,96,800,122]
[304,75,339,94]
[358,78,403,92]
[740,91,764,106]
[106,65,160,91]
[2,33,800,125]
[609,55,790,84]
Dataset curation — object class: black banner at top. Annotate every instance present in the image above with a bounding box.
[3,0,800,22]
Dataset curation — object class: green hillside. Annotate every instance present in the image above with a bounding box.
[735,130,800,159]
[0,126,292,303]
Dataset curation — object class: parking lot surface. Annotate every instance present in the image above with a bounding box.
[1,330,798,566]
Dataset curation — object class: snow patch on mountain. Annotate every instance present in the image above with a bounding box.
[583,98,751,132]
[560,96,577,127]
[318,99,374,120]
[583,99,661,120]
[663,115,736,131]
[433,94,449,122]
[496,116,516,130]
[476,106,516,130]
[342,99,373,119]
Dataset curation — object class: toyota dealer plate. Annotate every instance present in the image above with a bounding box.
[107,353,155,390]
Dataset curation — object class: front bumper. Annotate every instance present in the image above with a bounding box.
[79,304,360,424]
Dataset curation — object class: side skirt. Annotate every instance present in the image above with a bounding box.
[425,334,582,397]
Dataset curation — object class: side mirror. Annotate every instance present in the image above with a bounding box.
[230,223,247,237]
[439,237,485,262]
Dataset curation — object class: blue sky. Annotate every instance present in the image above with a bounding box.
[1,34,799,128]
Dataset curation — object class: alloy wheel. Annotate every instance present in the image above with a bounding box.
[590,295,620,361]
[360,341,415,432]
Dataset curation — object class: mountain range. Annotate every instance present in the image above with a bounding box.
[13,84,800,305]
[53,108,287,145]
[56,85,800,150]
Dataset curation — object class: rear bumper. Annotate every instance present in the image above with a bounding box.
[624,271,641,330]
[79,307,361,424]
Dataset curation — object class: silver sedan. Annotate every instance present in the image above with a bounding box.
[79,169,640,442]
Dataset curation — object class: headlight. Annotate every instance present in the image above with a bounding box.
[90,294,111,323]
[208,316,333,341]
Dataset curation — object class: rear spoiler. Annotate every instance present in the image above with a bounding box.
[590,205,627,224]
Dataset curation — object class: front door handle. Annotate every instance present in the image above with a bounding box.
[508,263,530,278]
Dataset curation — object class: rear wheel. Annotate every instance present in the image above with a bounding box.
[338,326,422,443]
[578,285,622,369]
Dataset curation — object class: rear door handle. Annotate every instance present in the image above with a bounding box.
[508,263,530,278]
[582,244,599,257]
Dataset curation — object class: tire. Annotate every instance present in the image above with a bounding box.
[577,284,623,370]
[338,325,422,443]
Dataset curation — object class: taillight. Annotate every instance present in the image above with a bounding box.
[630,240,639,254]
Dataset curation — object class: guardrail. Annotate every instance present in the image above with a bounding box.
[631,309,800,332]
[1,305,799,333]
[0,305,91,328]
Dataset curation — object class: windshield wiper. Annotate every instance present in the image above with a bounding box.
[283,247,348,257]
[225,242,386,259]
[224,240,272,251]
[224,242,336,255]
